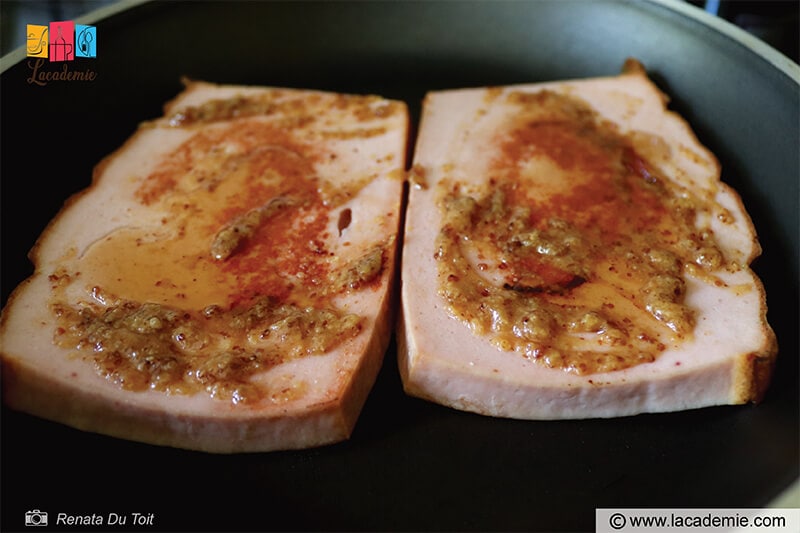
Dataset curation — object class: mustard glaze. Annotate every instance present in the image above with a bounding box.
[435,90,730,375]
[48,92,396,402]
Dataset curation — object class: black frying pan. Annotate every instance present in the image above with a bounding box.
[1,1,797,531]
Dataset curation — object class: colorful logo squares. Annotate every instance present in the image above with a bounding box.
[26,24,49,58]
[26,20,96,61]
[49,21,75,62]
[76,24,97,58]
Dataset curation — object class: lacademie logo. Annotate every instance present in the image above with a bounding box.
[26,20,98,86]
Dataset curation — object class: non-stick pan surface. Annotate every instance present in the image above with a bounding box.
[1,1,797,531]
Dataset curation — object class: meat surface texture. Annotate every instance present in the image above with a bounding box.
[398,60,777,419]
[1,81,409,452]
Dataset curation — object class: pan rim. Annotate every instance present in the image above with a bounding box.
[0,0,147,73]
[649,0,799,81]
[0,0,798,82]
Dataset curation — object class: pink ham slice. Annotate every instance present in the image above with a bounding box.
[398,60,776,419]
[1,81,409,452]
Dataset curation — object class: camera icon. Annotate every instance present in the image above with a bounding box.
[25,510,48,527]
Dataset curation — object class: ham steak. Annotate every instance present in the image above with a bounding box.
[398,60,777,419]
[0,81,409,452]
[1,62,779,452]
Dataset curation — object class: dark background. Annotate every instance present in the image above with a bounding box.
[1,1,799,62]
